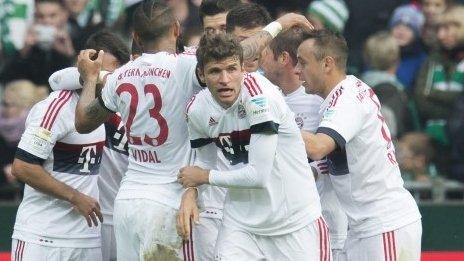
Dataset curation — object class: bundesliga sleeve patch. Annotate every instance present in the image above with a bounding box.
[249,96,270,116]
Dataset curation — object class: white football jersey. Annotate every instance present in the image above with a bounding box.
[186,73,321,236]
[100,51,203,208]
[284,86,348,249]
[317,75,421,238]
[99,114,128,224]
[48,67,129,224]
[13,90,105,248]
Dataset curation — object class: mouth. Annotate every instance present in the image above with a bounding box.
[217,88,235,98]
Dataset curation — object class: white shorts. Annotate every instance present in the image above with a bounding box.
[214,216,331,261]
[344,219,422,261]
[11,239,102,261]
[101,223,116,261]
[113,198,182,261]
[184,209,222,261]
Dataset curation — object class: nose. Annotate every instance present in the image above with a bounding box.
[218,71,230,84]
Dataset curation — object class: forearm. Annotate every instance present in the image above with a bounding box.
[209,134,277,188]
[302,131,335,160]
[75,79,110,133]
[12,159,77,202]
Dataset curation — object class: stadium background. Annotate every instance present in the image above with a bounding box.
[0,0,463,260]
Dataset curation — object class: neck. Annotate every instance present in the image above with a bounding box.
[321,71,346,99]
[143,37,177,54]
[279,68,302,95]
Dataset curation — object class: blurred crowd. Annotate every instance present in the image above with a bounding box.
[1,0,464,199]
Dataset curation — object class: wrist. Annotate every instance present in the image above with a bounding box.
[67,188,79,204]
[262,21,283,38]
[203,169,210,184]
[184,187,198,199]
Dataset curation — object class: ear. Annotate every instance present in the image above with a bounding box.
[323,56,336,73]
[279,51,290,66]
[197,66,206,83]
[133,32,143,51]
[173,21,181,38]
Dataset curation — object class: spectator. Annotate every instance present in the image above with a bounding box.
[415,5,464,176]
[64,0,111,51]
[362,31,411,138]
[415,5,464,134]
[397,132,435,182]
[306,0,349,34]
[343,0,407,75]
[0,80,42,199]
[421,0,455,50]
[0,0,74,86]
[0,0,34,57]
[390,4,427,92]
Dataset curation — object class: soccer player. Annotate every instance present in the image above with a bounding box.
[177,33,328,261]
[74,1,312,259]
[261,28,348,260]
[296,29,422,261]
[199,0,241,35]
[9,41,114,261]
[48,31,130,261]
[226,2,272,72]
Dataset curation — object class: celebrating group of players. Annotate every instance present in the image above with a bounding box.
[10,0,422,260]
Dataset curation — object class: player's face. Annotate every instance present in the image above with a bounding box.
[200,56,245,108]
[260,47,281,85]
[231,26,264,72]
[203,13,227,35]
[101,52,120,72]
[295,39,325,96]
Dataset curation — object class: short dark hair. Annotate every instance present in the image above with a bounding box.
[269,27,311,66]
[199,0,241,25]
[132,0,176,45]
[196,33,243,70]
[300,29,348,70]
[85,30,130,65]
[226,3,272,33]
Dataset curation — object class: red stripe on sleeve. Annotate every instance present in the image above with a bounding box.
[40,91,66,128]
[44,91,73,130]
[249,75,263,94]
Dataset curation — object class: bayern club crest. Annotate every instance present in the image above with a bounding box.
[238,104,246,118]
[295,117,304,128]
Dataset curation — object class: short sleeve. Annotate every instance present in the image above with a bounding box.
[243,76,281,134]
[176,52,204,95]
[16,94,72,162]
[186,97,213,148]
[49,67,82,91]
[317,90,364,148]
[99,72,118,113]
